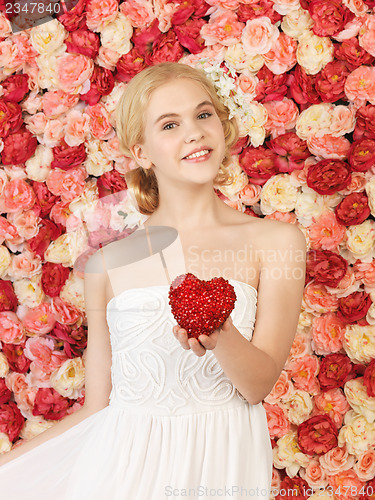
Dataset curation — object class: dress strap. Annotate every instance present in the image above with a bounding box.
[145,226,171,286]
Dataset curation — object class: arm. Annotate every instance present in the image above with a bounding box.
[0,254,113,466]
[173,222,307,405]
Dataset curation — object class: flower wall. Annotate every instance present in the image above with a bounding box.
[0,0,375,498]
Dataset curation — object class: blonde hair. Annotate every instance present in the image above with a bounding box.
[116,62,239,215]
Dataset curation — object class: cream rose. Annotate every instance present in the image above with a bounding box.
[296,103,334,140]
[365,176,375,217]
[260,174,299,215]
[0,352,9,377]
[60,271,85,312]
[338,410,375,456]
[296,31,334,75]
[282,389,314,425]
[12,275,45,309]
[345,220,375,262]
[30,19,67,55]
[100,13,133,55]
[19,418,55,440]
[281,7,314,39]
[0,246,11,278]
[44,232,81,267]
[215,156,248,200]
[25,145,53,182]
[84,139,113,177]
[273,430,311,477]
[36,47,66,90]
[0,432,12,454]
[343,324,375,364]
[344,378,375,424]
[224,43,264,73]
[50,357,85,399]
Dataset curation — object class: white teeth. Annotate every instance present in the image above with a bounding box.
[184,149,210,159]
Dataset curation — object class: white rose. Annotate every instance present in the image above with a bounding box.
[281,8,314,39]
[0,432,12,454]
[13,275,45,308]
[30,19,67,55]
[224,43,264,73]
[60,271,85,312]
[216,156,248,200]
[296,31,334,75]
[345,220,375,261]
[343,324,375,365]
[50,357,85,399]
[0,245,11,278]
[25,145,53,182]
[19,418,55,440]
[84,139,113,176]
[100,13,133,55]
[296,103,334,140]
[261,174,299,215]
[36,46,66,90]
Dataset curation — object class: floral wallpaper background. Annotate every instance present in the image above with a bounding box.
[0,0,375,498]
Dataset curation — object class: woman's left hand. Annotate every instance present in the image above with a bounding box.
[172,316,233,356]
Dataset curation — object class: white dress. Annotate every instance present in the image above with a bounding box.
[0,279,273,500]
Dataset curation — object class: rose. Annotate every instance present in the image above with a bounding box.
[318,353,357,390]
[337,290,372,323]
[65,28,100,59]
[96,169,128,199]
[0,99,23,139]
[51,140,87,170]
[147,30,185,66]
[0,125,38,165]
[174,18,206,54]
[306,249,348,287]
[268,132,310,173]
[334,37,375,72]
[32,387,74,420]
[276,476,310,500]
[237,0,282,24]
[56,0,86,32]
[0,73,29,102]
[201,10,244,47]
[344,65,375,106]
[0,378,12,405]
[46,167,87,204]
[297,414,338,456]
[0,401,24,441]
[49,323,87,358]
[288,65,321,106]
[41,262,70,298]
[315,60,350,103]
[132,19,162,61]
[354,104,375,141]
[348,138,375,172]
[241,15,280,56]
[363,359,375,397]
[335,192,371,226]
[0,280,18,313]
[308,0,354,37]
[31,181,59,219]
[306,159,351,195]
[239,145,278,185]
[115,47,147,83]
[255,66,288,103]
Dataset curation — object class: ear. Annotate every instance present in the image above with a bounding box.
[130,143,153,170]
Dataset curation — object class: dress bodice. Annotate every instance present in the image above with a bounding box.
[106,279,258,416]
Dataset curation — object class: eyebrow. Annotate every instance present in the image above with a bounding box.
[153,101,215,126]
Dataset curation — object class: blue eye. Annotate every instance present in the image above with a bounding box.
[198,112,212,119]
[162,122,176,130]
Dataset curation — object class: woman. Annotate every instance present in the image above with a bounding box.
[0,62,306,499]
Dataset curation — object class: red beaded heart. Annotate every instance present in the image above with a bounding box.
[168,273,237,339]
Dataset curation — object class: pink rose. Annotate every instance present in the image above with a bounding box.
[51,296,83,326]
[24,112,48,135]
[345,65,375,106]
[353,449,375,481]
[0,178,36,213]
[328,470,365,500]
[46,167,87,204]
[307,134,351,160]
[42,90,80,118]
[300,459,329,490]
[308,0,354,37]
[57,53,94,94]
[86,103,114,140]
[359,15,375,57]
[264,370,294,404]
[303,282,339,314]
[64,110,90,147]
[201,10,244,46]
[119,0,155,28]
[241,15,279,55]
[320,446,356,475]
[24,337,67,373]
[264,98,299,136]
[85,0,118,32]
[285,354,320,395]
[263,402,290,438]
[0,311,25,345]
[263,32,297,75]
[22,302,56,335]
[311,312,346,355]
[65,28,100,59]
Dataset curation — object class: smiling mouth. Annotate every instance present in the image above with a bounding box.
[183,149,212,160]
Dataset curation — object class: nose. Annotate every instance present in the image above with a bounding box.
[184,119,204,143]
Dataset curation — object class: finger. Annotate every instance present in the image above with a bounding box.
[188,337,206,357]
[173,326,190,349]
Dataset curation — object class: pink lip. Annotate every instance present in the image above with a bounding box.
[182,150,213,163]
[182,147,212,159]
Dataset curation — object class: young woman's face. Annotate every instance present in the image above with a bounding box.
[133,78,226,186]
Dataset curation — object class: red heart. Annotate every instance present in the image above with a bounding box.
[168,273,237,339]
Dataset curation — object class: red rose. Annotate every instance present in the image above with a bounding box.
[191,0,210,18]
[306,250,348,287]
[334,38,375,72]
[31,181,59,218]
[147,30,185,65]
[132,20,162,60]
[41,262,70,298]
[81,65,114,105]
[315,60,350,102]
[268,132,310,173]
[0,100,17,140]
[231,136,250,156]
[1,125,38,165]
[297,414,338,456]
[354,104,375,141]
[0,73,29,102]
[32,388,74,420]
[337,290,372,323]
[239,146,278,185]
[348,138,375,172]
[1,340,31,373]
[255,66,288,103]
[116,47,147,83]
[51,140,86,170]
[27,219,63,259]
[174,18,205,54]
[308,0,354,37]
[0,378,12,405]
[0,401,24,441]
[335,192,371,226]
[57,0,87,32]
[65,28,100,59]
[306,159,351,195]
[0,280,18,312]
[171,0,195,25]
[287,65,321,106]
[96,169,127,199]
[318,353,356,390]
[237,0,282,24]
[276,476,309,500]
[363,359,375,398]
[50,323,87,358]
